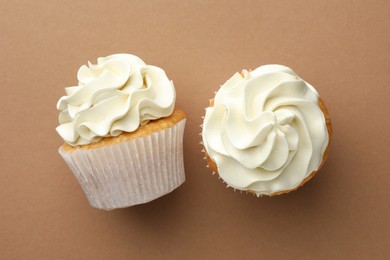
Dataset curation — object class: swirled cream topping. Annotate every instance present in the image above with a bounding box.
[202,65,329,195]
[56,54,175,146]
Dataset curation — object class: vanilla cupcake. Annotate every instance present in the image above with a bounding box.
[56,54,186,210]
[201,65,331,196]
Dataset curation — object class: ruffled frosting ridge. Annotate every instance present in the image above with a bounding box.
[56,54,175,146]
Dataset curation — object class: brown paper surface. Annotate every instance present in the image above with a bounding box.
[1,1,389,259]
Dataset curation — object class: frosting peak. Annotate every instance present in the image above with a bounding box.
[56,54,175,146]
[202,65,329,195]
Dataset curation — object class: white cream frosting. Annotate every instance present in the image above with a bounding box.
[56,54,175,146]
[202,65,329,195]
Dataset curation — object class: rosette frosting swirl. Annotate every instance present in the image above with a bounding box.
[202,65,329,195]
[56,54,175,146]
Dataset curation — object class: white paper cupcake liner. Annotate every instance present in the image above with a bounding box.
[59,119,186,210]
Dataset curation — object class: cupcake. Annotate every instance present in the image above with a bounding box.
[201,65,331,196]
[56,54,186,210]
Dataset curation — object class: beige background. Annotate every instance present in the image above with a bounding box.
[1,0,390,259]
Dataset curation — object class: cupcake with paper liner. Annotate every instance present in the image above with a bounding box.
[56,54,186,210]
[201,65,331,196]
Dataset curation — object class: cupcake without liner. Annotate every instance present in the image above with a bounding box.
[201,65,332,196]
[56,54,186,210]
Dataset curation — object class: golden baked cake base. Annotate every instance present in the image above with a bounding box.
[62,109,186,152]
